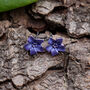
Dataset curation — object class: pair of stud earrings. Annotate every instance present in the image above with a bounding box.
[24,36,65,56]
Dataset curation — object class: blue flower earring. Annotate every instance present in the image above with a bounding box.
[46,38,65,56]
[24,36,44,55]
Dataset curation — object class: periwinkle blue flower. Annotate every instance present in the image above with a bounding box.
[46,38,65,56]
[24,36,44,55]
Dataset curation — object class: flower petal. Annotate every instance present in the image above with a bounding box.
[56,38,63,45]
[30,48,37,55]
[24,44,32,51]
[35,45,44,52]
[28,36,35,43]
[48,38,54,45]
[51,48,58,56]
[46,45,52,52]
[36,39,44,45]
[58,45,65,52]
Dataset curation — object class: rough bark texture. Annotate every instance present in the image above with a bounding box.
[0,0,90,90]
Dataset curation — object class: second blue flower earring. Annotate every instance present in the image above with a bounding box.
[46,38,65,56]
